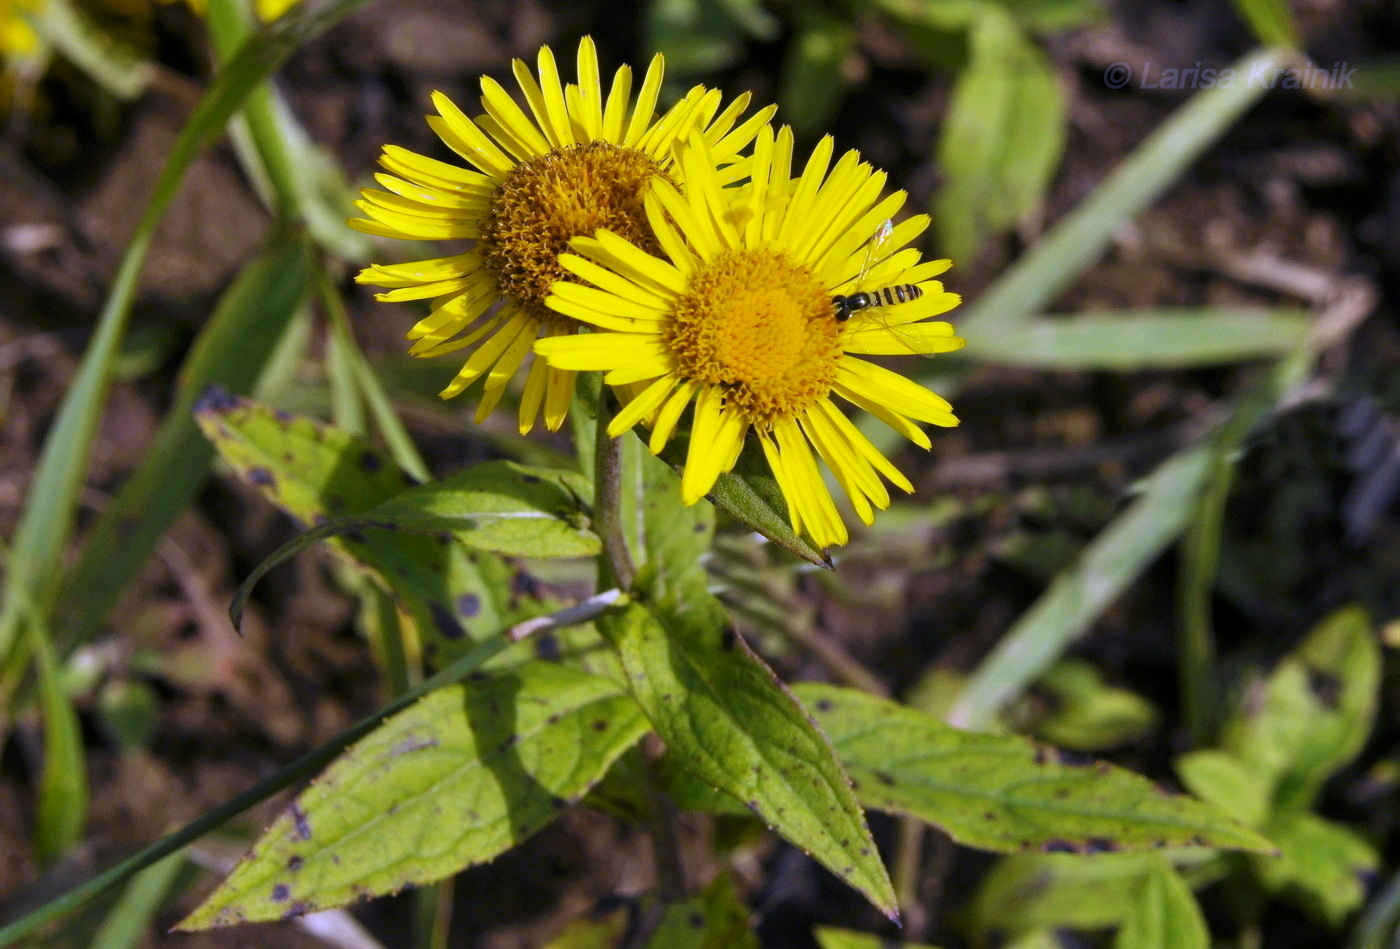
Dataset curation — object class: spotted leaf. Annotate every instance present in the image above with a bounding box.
[178,662,647,929]
[796,684,1274,855]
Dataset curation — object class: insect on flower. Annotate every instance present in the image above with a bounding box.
[832,220,937,359]
[534,127,966,548]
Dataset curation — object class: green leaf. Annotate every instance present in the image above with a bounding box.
[878,0,1102,33]
[346,461,599,559]
[814,925,942,949]
[797,684,1273,855]
[227,461,600,626]
[1175,750,1271,829]
[950,443,1211,729]
[969,852,1226,936]
[934,10,1065,262]
[658,436,830,568]
[542,907,630,949]
[32,0,153,99]
[1228,0,1299,48]
[779,8,856,138]
[1222,605,1380,811]
[967,308,1309,370]
[29,611,86,862]
[59,233,312,649]
[195,391,534,659]
[624,434,714,594]
[179,661,647,929]
[949,348,1311,731]
[1026,660,1157,752]
[644,872,757,949]
[0,635,516,946]
[1253,811,1378,927]
[1114,858,1209,949]
[644,0,747,75]
[598,598,895,918]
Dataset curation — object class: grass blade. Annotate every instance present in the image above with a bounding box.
[58,234,313,647]
[0,0,377,661]
[958,47,1298,336]
[967,308,1309,370]
[948,351,1311,730]
[88,852,187,949]
[1228,0,1299,50]
[29,610,86,862]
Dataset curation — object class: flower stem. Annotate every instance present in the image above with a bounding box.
[593,392,636,591]
[643,736,688,901]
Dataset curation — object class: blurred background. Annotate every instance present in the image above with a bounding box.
[1,0,1398,945]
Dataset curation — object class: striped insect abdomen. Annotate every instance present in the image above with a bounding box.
[871,284,923,307]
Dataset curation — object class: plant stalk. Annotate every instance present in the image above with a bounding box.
[593,393,636,591]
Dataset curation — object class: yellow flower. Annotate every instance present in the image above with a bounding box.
[534,127,965,548]
[0,0,41,62]
[351,37,776,433]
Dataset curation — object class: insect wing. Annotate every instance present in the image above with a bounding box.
[855,304,940,359]
[850,219,895,295]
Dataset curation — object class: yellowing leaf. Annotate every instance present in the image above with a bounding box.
[195,391,542,659]
[179,662,647,929]
[796,684,1274,855]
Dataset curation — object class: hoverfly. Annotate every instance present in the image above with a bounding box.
[831,219,935,357]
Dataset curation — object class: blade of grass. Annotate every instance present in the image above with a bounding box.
[205,0,365,259]
[1228,0,1299,50]
[0,537,87,861]
[88,852,187,949]
[967,307,1309,370]
[1176,440,1237,748]
[956,47,1298,336]
[948,349,1311,730]
[28,603,86,862]
[0,0,379,665]
[58,233,314,649]
[318,268,431,482]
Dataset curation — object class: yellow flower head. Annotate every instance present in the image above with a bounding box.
[351,37,776,433]
[535,126,965,548]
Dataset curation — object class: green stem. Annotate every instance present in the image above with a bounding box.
[1177,449,1232,747]
[642,736,687,902]
[593,393,635,591]
[891,820,925,935]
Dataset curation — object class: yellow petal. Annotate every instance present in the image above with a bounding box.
[607,374,677,436]
[650,379,697,454]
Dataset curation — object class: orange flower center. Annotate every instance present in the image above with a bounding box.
[667,249,840,425]
[477,142,669,321]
